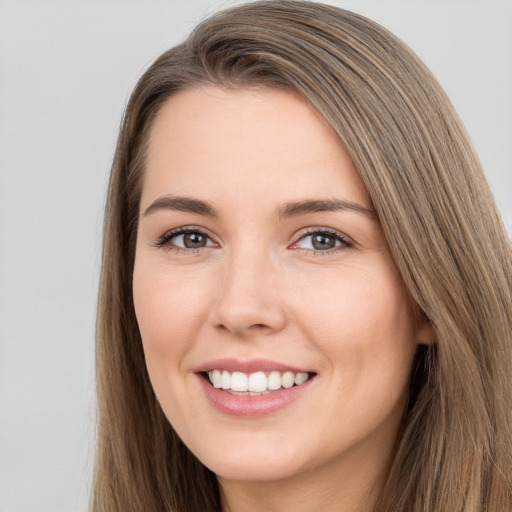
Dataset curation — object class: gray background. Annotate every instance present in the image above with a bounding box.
[1,1,510,510]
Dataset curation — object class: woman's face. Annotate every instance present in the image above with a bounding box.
[133,87,426,487]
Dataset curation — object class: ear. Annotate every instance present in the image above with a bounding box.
[415,311,436,346]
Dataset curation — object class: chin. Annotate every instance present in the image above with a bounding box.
[190,436,307,483]
[210,459,303,483]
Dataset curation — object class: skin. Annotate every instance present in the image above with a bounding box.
[133,87,431,512]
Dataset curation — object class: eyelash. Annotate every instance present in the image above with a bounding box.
[292,228,353,254]
[154,226,353,255]
[154,226,216,254]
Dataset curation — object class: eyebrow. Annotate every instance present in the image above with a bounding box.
[276,198,377,220]
[143,196,219,217]
[143,195,377,221]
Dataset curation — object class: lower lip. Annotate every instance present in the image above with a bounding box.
[197,374,314,418]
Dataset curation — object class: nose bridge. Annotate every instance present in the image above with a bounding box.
[212,241,285,337]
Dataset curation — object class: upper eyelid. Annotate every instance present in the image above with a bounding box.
[296,226,344,235]
[293,226,351,241]
[163,225,211,237]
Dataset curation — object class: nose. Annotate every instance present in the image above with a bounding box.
[211,248,287,339]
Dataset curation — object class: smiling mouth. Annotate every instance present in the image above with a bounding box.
[204,370,315,396]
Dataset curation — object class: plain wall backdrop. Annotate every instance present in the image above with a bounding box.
[0,1,510,510]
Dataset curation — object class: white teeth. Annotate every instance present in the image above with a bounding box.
[221,370,231,390]
[231,371,248,391]
[212,369,222,388]
[207,369,311,392]
[248,371,267,392]
[281,371,295,389]
[295,372,309,385]
[267,371,282,390]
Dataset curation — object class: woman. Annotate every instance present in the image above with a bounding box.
[92,1,512,511]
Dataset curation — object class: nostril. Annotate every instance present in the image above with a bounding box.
[215,322,273,335]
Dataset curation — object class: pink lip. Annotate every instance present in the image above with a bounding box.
[193,358,312,374]
[198,377,313,417]
[194,359,316,418]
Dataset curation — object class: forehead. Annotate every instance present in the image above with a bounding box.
[143,86,371,209]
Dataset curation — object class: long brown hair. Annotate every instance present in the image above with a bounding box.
[92,1,512,510]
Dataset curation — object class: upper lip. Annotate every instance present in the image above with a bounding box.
[193,358,313,374]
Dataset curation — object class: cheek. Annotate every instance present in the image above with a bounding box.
[292,264,417,371]
[132,263,212,364]
[297,267,417,429]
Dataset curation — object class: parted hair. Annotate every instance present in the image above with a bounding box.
[92,1,512,511]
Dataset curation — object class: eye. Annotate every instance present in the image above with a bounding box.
[293,229,352,252]
[156,227,216,251]
[172,231,212,249]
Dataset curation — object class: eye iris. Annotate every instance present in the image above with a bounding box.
[183,232,207,248]
[312,233,336,250]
